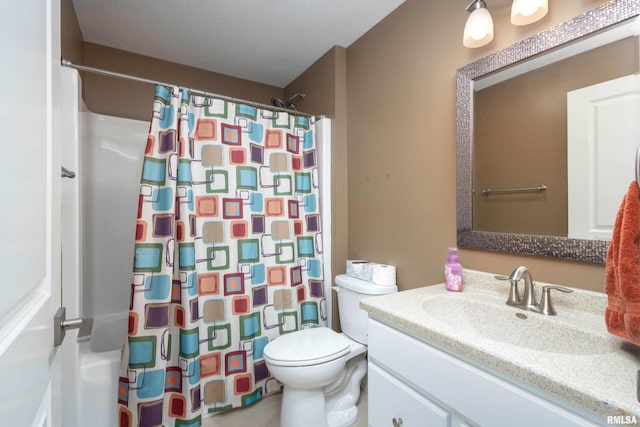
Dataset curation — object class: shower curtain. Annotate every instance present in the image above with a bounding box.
[117,86,327,426]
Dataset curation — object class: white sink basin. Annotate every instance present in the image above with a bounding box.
[421,294,617,355]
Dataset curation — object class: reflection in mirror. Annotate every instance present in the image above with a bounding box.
[473,36,639,238]
[456,1,640,263]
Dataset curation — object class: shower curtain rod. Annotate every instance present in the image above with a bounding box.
[61,58,322,119]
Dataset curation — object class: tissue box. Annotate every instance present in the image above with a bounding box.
[346,260,374,281]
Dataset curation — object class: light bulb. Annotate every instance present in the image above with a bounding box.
[511,0,548,26]
[464,7,494,48]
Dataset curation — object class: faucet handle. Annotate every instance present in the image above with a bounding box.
[538,285,573,315]
[495,275,521,306]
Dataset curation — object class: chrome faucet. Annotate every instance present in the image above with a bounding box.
[496,266,573,315]
[508,266,538,310]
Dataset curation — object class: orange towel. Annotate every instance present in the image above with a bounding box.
[605,181,640,345]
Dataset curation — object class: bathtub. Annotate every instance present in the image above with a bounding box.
[77,312,128,427]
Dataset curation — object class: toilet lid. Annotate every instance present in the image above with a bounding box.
[264,328,351,367]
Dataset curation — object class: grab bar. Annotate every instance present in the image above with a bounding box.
[61,166,76,179]
[482,185,547,196]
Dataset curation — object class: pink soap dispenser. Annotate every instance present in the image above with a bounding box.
[445,247,463,292]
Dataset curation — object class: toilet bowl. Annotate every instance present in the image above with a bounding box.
[264,327,367,427]
[264,274,397,427]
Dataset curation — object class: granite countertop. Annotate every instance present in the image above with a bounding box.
[360,269,640,419]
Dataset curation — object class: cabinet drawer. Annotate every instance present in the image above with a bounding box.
[369,363,449,427]
[368,319,600,427]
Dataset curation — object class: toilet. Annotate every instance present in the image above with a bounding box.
[264,274,398,427]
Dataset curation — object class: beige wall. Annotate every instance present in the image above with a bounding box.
[285,47,348,329]
[82,43,284,121]
[61,2,284,122]
[60,0,83,64]
[285,47,349,282]
[346,0,609,292]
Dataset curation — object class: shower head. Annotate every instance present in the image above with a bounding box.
[270,97,288,109]
[287,93,305,105]
[270,93,306,111]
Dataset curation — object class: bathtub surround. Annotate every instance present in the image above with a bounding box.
[60,66,152,427]
[118,86,329,425]
[80,109,149,320]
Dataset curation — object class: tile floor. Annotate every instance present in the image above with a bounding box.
[202,390,369,427]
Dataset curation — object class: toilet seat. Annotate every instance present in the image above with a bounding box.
[264,327,350,367]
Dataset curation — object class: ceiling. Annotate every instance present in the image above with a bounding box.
[72,0,406,88]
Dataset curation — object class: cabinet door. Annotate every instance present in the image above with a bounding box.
[368,363,450,427]
[368,320,602,427]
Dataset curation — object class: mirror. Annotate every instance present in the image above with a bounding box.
[456,1,640,263]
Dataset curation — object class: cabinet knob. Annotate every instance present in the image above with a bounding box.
[392,418,403,427]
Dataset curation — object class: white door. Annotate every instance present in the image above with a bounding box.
[567,74,640,240]
[0,1,63,425]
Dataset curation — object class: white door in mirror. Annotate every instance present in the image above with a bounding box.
[567,74,640,240]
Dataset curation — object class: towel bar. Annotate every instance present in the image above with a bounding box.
[482,185,547,196]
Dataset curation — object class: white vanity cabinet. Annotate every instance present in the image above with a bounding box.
[367,319,604,427]
[368,363,478,427]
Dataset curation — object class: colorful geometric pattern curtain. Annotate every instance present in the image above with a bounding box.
[117,86,327,427]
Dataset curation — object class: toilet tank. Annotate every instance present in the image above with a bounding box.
[334,274,397,344]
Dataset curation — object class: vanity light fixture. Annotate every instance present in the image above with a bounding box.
[463,0,494,48]
[511,0,548,25]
